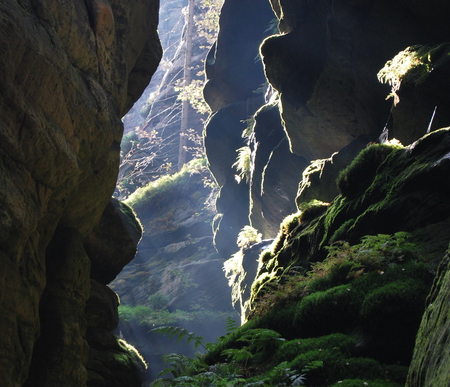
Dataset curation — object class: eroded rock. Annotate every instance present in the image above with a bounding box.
[0,0,161,385]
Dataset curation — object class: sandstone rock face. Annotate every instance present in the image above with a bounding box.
[249,103,309,238]
[0,0,161,385]
[203,0,278,256]
[262,0,450,160]
[407,248,450,387]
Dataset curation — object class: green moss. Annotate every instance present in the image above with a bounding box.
[117,200,143,236]
[293,284,359,337]
[330,379,402,387]
[117,339,148,373]
[274,333,357,364]
[329,218,355,244]
[360,279,429,336]
[336,144,402,199]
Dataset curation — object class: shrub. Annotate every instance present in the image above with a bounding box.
[125,158,209,210]
[148,292,170,310]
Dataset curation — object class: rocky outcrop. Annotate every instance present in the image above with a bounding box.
[203,0,280,256]
[262,0,450,160]
[0,0,161,385]
[407,247,450,387]
[200,1,450,384]
[204,0,450,262]
[112,163,226,309]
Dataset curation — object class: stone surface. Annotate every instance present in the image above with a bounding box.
[203,0,275,257]
[110,162,237,380]
[261,0,450,160]
[0,0,161,385]
[296,135,370,206]
[249,103,308,239]
[406,248,450,387]
[85,199,143,285]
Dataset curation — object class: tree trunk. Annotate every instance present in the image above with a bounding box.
[178,0,195,170]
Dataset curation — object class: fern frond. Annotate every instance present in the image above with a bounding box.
[151,326,205,349]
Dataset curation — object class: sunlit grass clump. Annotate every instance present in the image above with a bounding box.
[125,158,211,210]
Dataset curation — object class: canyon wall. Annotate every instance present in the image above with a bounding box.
[202,0,450,385]
[0,0,161,385]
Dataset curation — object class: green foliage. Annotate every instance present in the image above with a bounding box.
[233,146,252,183]
[118,305,180,327]
[147,292,170,310]
[147,232,431,387]
[377,43,450,99]
[237,225,262,249]
[329,379,402,387]
[151,326,206,350]
[195,0,224,45]
[121,131,137,155]
[336,144,402,198]
[274,334,356,364]
[118,303,230,330]
[175,79,211,115]
[125,158,212,210]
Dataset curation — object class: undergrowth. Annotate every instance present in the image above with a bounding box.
[250,231,421,318]
[145,233,427,387]
[125,158,214,211]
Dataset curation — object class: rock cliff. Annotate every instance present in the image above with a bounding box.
[199,0,450,386]
[0,0,161,385]
[205,0,450,253]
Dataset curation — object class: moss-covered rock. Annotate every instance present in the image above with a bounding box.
[406,247,450,387]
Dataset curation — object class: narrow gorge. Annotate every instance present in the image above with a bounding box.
[1,0,450,386]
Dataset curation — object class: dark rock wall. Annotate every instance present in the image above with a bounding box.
[262,0,450,159]
[203,0,275,257]
[203,0,450,384]
[0,0,161,385]
[205,0,450,252]
[407,248,450,387]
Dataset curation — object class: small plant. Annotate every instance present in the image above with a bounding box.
[234,146,252,184]
[148,292,170,310]
[237,226,262,249]
[377,43,450,101]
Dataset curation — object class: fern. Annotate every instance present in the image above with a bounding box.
[151,326,206,349]
[225,316,239,334]
[221,348,254,365]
